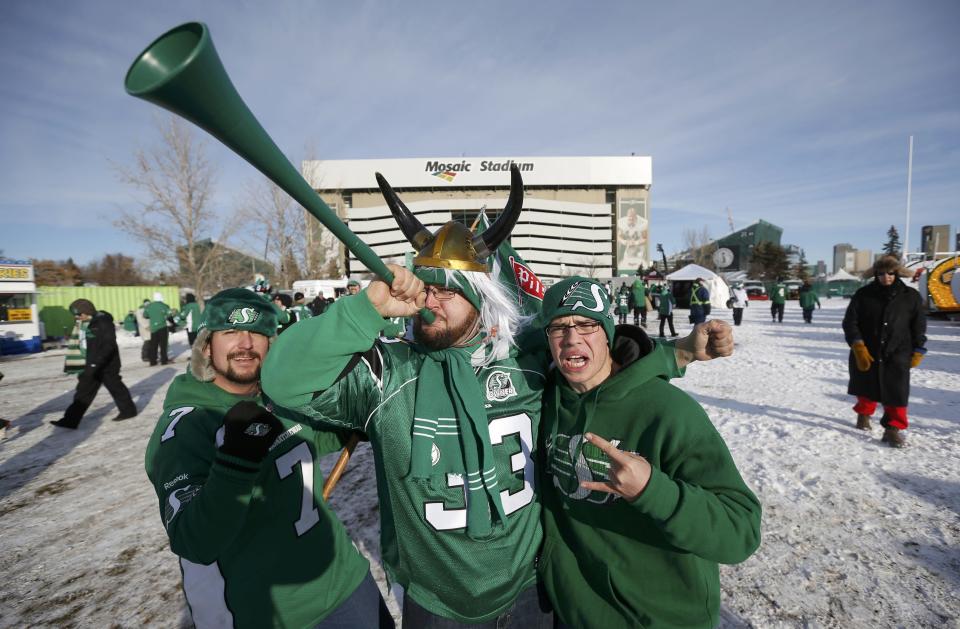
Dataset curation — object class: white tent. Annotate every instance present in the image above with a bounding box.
[826,268,860,282]
[665,264,730,310]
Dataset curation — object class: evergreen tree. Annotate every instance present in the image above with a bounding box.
[883,225,902,257]
[794,249,810,282]
[749,241,790,280]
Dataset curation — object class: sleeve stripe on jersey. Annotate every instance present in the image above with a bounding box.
[364,375,417,432]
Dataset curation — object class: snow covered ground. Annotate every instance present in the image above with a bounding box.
[1,299,957,628]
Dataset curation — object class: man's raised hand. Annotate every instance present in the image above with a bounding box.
[364,264,425,318]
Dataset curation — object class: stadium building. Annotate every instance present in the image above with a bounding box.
[302,156,652,281]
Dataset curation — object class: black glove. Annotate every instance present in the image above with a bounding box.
[219,401,284,464]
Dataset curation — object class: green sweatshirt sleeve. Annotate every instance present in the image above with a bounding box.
[628,393,761,565]
[262,294,387,410]
[649,337,685,380]
[145,405,260,565]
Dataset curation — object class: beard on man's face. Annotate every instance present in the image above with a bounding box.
[413,309,480,350]
[212,350,262,385]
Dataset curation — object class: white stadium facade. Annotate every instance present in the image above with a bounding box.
[303,155,651,282]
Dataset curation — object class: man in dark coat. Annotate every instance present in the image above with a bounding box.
[842,256,927,447]
[52,299,138,429]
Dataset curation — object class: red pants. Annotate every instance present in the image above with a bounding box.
[854,397,908,430]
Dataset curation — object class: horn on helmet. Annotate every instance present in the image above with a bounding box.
[471,164,524,260]
[376,172,433,251]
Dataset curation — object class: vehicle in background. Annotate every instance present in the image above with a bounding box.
[743,280,768,300]
[785,280,803,299]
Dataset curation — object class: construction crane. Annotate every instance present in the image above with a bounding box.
[726,207,735,233]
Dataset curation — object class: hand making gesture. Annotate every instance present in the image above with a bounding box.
[579,432,653,502]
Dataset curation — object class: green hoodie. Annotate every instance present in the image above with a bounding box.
[539,327,762,629]
[798,287,820,309]
[144,300,171,333]
[771,283,787,305]
[144,372,369,629]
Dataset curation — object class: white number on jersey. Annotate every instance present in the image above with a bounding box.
[275,442,320,536]
[424,412,535,531]
[161,407,195,442]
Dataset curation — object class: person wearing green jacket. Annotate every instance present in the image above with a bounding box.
[538,277,762,629]
[144,292,172,365]
[145,288,390,629]
[630,278,647,327]
[798,280,821,324]
[657,284,678,338]
[770,279,787,323]
[288,291,313,324]
[179,293,203,346]
[615,284,630,325]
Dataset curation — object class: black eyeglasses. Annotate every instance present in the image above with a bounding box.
[424,285,462,301]
[545,320,601,338]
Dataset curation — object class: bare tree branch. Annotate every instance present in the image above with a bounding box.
[113,116,239,301]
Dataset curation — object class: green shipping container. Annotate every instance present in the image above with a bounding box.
[37,286,181,339]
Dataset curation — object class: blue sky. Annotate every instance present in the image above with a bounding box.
[1,1,957,270]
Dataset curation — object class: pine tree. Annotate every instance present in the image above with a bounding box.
[883,225,902,257]
[794,249,810,282]
[749,241,790,280]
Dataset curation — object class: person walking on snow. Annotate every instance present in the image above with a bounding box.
[616,284,630,325]
[135,298,152,362]
[689,278,710,325]
[798,280,821,324]
[729,282,749,326]
[51,299,137,429]
[843,255,927,448]
[179,293,203,347]
[145,292,172,365]
[630,277,648,327]
[770,279,787,323]
[658,284,678,338]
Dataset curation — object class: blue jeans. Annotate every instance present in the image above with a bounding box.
[402,582,554,628]
[313,571,395,628]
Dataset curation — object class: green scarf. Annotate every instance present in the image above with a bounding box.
[409,343,507,539]
[64,320,87,375]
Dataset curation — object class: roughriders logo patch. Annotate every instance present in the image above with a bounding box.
[509,256,545,301]
[485,370,517,402]
[227,307,260,325]
[561,281,610,316]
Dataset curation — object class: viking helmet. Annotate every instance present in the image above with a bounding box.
[377,164,524,273]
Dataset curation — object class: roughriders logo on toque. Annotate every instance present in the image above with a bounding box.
[227,308,261,325]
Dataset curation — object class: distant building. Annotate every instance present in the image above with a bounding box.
[302,156,652,281]
[700,220,783,272]
[177,239,274,291]
[833,243,855,273]
[854,249,874,273]
[815,260,827,277]
[785,244,803,268]
[921,224,952,258]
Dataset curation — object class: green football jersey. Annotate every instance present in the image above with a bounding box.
[262,294,683,623]
[144,372,369,629]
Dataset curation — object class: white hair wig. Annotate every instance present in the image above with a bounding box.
[441,269,534,366]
